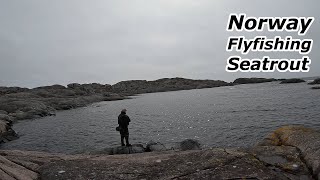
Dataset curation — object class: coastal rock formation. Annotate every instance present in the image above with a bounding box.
[0,78,232,144]
[280,78,306,84]
[0,125,319,179]
[39,148,303,180]
[93,144,146,155]
[233,78,277,84]
[251,145,311,179]
[0,150,74,180]
[146,141,167,152]
[174,139,201,151]
[0,84,124,122]
[0,87,29,96]
[0,84,126,144]
[308,78,320,85]
[0,112,18,143]
[112,77,232,94]
[67,83,113,95]
[258,125,320,179]
[0,78,231,123]
[146,139,201,152]
[93,139,201,155]
[0,78,233,144]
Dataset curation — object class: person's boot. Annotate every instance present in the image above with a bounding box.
[121,136,125,146]
[125,136,131,146]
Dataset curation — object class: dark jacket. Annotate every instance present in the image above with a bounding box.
[118,112,130,129]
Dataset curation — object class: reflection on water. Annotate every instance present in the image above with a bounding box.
[2,82,320,154]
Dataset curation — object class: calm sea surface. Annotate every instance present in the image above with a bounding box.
[1,82,320,154]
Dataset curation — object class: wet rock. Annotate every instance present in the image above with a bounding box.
[94,144,146,155]
[146,141,167,152]
[0,112,18,143]
[95,140,202,155]
[280,78,305,84]
[179,139,201,151]
[0,120,18,143]
[111,145,145,155]
[0,114,13,124]
[146,139,202,152]
[0,120,8,134]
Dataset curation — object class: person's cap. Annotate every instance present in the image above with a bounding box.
[121,109,127,112]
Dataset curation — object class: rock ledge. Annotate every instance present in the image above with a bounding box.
[0,125,319,180]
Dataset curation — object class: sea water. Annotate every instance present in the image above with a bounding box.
[1,82,319,154]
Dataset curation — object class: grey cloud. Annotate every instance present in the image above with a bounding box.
[0,0,319,87]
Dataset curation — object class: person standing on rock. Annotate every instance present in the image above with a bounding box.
[118,109,131,146]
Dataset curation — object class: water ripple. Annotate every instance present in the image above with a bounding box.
[1,82,320,154]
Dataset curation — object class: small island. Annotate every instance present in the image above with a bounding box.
[280,78,306,84]
[311,86,320,89]
[308,78,320,85]
[232,77,279,84]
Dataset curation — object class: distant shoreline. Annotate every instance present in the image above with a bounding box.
[1,77,319,144]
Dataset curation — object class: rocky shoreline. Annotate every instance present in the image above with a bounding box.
[0,77,316,143]
[0,77,232,143]
[0,125,319,179]
[0,77,319,179]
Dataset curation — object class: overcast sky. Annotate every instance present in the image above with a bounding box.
[0,0,319,88]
